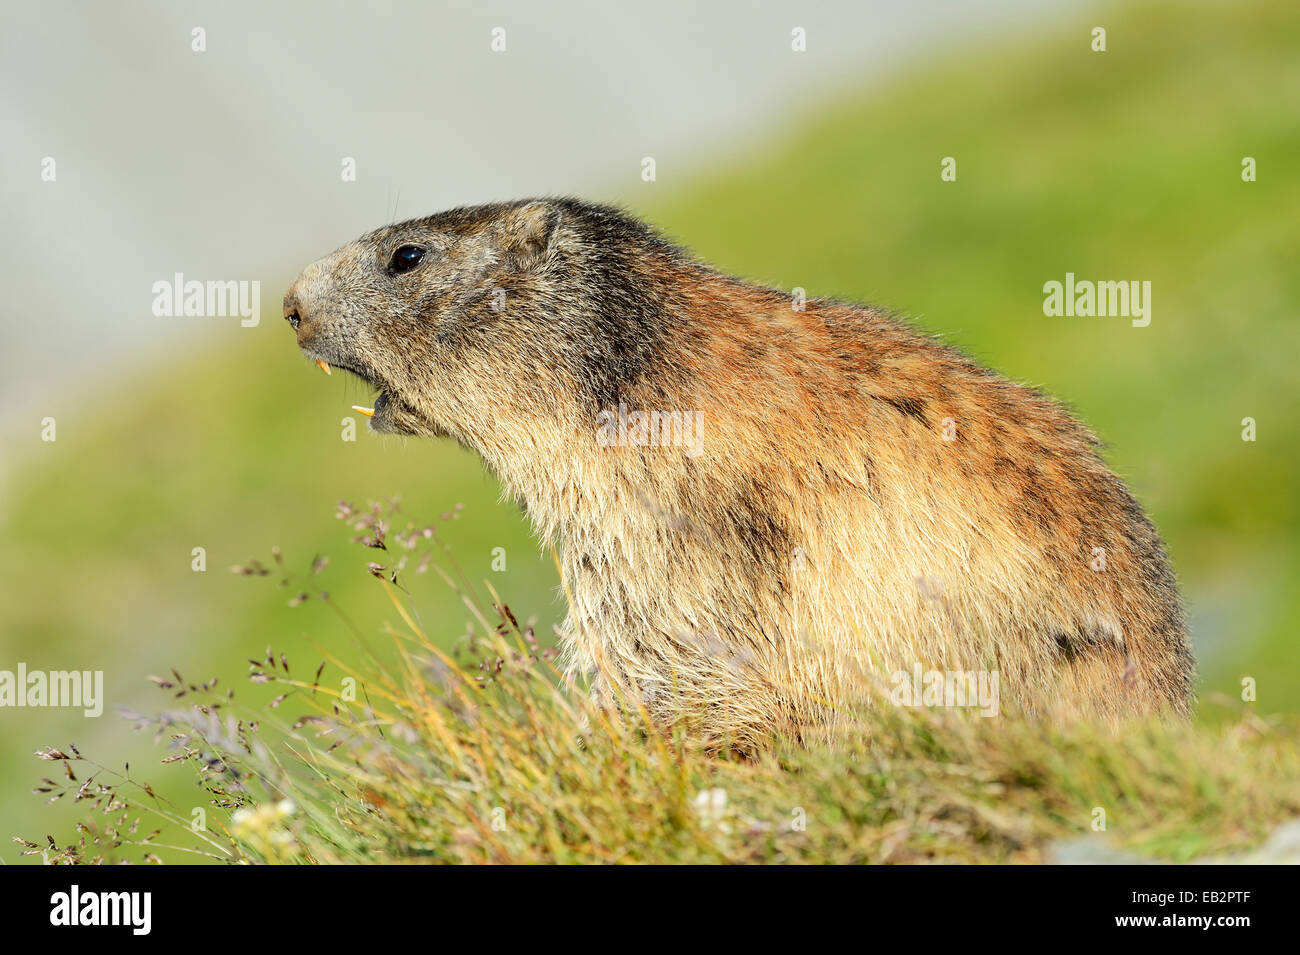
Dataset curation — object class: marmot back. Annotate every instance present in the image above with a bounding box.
[283,197,1195,749]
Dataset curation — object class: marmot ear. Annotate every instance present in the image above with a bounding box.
[497,201,562,270]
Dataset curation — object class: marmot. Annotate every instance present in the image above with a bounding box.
[283,198,1195,749]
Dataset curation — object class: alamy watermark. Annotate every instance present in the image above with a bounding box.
[596,402,704,458]
[0,663,103,717]
[152,272,261,327]
[1042,272,1151,327]
[49,885,150,935]
[889,662,1000,717]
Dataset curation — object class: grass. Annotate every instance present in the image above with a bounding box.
[21,500,1300,865]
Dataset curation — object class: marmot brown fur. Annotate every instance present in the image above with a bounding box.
[283,198,1195,749]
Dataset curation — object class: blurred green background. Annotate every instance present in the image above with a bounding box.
[2,0,1297,858]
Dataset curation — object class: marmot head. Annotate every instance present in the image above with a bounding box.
[283,198,687,451]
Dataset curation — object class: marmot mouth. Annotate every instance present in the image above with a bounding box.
[309,357,386,419]
[359,391,392,419]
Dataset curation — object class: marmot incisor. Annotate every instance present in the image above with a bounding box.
[283,198,1195,748]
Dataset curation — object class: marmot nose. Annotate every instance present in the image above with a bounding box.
[285,257,338,345]
[283,289,302,329]
[282,286,313,343]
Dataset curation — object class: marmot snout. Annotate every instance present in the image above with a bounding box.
[284,197,1195,749]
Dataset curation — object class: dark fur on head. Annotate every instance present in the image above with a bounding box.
[284,198,696,441]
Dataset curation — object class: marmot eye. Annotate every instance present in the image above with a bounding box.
[389,245,426,274]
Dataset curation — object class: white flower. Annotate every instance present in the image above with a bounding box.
[693,788,729,829]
